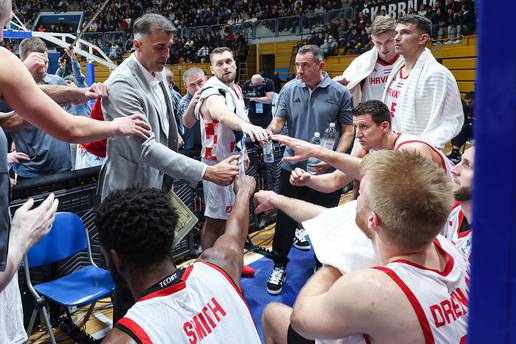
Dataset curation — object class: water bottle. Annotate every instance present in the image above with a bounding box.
[263,139,274,163]
[307,132,321,174]
[321,122,337,151]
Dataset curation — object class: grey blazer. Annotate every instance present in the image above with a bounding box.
[100,56,205,199]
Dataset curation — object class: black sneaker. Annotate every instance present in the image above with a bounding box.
[267,266,287,295]
[293,228,311,251]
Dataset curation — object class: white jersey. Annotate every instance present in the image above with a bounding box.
[117,261,261,344]
[443,202,472,259]
[385,65,408,118]
[195,76,248,162]
[361,55,400,102]
[376,236,469,344]
[393,132,455,181]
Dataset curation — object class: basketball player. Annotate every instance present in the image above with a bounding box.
[445,146,474,259]
[97,175,261,343]
[261,150,469,344]
[280,100,454,193]
[335,15,401,104]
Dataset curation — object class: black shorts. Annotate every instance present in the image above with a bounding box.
[287,324,315,344]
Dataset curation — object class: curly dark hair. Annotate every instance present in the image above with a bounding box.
[95,187,178,268]
[353,100,391,126]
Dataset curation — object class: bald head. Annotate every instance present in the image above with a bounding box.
[251,74,264,85]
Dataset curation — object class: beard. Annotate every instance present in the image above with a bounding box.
[454,186,472,202]
[219,71,236,84]
[355,211,373,239]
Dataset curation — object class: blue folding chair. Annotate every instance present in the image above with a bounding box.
[24,212,115,343]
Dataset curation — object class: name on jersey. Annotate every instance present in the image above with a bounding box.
[430,287,468,328]
[183,297,227,344]
[369,75,389,85]
[386,86,400,99]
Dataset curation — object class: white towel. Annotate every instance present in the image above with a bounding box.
[383,48,464,149]
[302,201,378,274]
[341,47,378,105]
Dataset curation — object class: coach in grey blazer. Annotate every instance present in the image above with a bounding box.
[100,14,238,200]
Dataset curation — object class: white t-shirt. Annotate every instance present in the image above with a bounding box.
[361,55,400,101]
[385,65,409,118]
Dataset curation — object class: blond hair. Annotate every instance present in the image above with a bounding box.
[361,150,453,250]
[370,15,396,36]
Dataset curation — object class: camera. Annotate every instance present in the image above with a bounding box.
[244,81,267,98]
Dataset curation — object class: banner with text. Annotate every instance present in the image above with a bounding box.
[362,0,436,22]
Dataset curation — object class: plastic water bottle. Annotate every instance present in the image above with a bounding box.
[321,122,337,151]
[263,139,274,163]
[307,132,321,174]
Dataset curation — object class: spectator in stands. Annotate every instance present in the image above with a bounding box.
[178,67,205,151]
[383,14,463,149]
[94,176,261,343]
[258,150,468,344]
[344,27,360,54]
[56,47,91,117]
[445,7,463,43]
[321,34,338,56]
[335,16,401,105]
[196,44,209,63]
[461,1,476,35]
[265,45,354,294]
[100,15,241,321]
[448,91,474,163]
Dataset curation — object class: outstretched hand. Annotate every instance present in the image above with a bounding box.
[271,134,319,162]
[253,190,278,214]
[10,193,59,250]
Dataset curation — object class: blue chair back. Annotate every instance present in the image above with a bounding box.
[27,212,89,267]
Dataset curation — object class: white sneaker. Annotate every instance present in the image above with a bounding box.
[293,228,311,251]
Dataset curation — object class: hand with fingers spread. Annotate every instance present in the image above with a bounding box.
[333,75,350,86]
[242,122,270,143]
[10,193,59,250]
[7,151,30,165]
[203,155,241,186]
[271,134,320,163]
[290,168,312,186]
[113,114,152,140]
[253,190,279,214]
